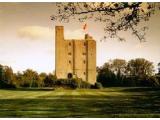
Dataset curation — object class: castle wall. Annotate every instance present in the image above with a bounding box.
[55,26,96,84]
[65,40,74,76]
[55,26,67,78]
[86,39,96,84]
[74,40,87,81]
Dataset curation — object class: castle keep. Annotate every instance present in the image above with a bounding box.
[55,26,96,84]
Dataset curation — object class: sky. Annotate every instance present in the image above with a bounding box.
[0,3,160,73]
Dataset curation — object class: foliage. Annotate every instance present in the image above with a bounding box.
[97,63,117,87]
[34,73,92,89]
[158,62,160,74]
[0,65,4,82]
[0,64,16,88]
[94,82,103,89]
[110,59,127,75]
[145,76,160,87]
[39,72,47,87]
[127,58,154,77]
[15,72,24,87]
[52,78,91,89]
[97,58,159,87]
[97,59,127,87]
[51,2,160,41]
[43,74,56,87]
[22,69,40,88]
[156,75,160,84]
[79,80,92,89]
[122,76,137,87]
[0,80,16,89]
[0,58,159,89]
[0,64,92,89]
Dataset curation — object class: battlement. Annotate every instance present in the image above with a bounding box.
[85,34,93,40]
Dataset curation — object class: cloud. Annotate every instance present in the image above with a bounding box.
[0,10,2,25]
[18,26,89,41]
[17,26,52,40]
[64,29,85,39]
[0,60,16,65]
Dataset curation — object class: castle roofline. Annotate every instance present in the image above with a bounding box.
[85,34,93,40]
[55,26,64,28]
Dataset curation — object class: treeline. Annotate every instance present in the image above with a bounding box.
[0,66,56,88]
[0,65,99,89]
[0,58,160,89]
[97,58,160,87]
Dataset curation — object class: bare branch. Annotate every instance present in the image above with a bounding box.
[51,2,159,41]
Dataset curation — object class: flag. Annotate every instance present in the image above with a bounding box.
[83,23,87,31]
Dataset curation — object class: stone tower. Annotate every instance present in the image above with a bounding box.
[55,26,96,84]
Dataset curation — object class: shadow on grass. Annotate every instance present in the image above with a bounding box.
[0,88,55,91]
[120,87,160,92]
[0,91,160,118]
[0,87,160,117]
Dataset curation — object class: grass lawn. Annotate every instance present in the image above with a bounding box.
[0,87,160,118]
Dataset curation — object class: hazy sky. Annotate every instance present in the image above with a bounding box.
[0,3,160,73]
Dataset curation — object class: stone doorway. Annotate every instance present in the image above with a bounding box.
[67,73,73,79]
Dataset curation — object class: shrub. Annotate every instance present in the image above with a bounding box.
[94,82,103,89]
[21,83,30,87]
[156,75,160,83]
[0,80,16,89]
[122,76,137,87]
[52,78,91,89]
[43,74,56,87]
[75,78,91,89]
[147,76,160,87]
[70,78,79,89]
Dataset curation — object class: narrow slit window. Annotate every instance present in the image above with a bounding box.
[82,53,86,55]
[68,52,71,55]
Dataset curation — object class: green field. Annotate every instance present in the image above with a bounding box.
[0,87,160,118]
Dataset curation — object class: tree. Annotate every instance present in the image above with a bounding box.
[97,62,117,87]
[23,69,39,88]
[127,58,154,77]
[39,72,47,87]
[97,58,158,87]
[3,66,14,85]
[158,62,160,74]
[43,73,56,87]
[109,59,127,75]
[51,2,160,41]
[97,59,127,87]
[15,71,26,88]
[0,65,4,81]
[0,65,16,88]
[108,59,127,85]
